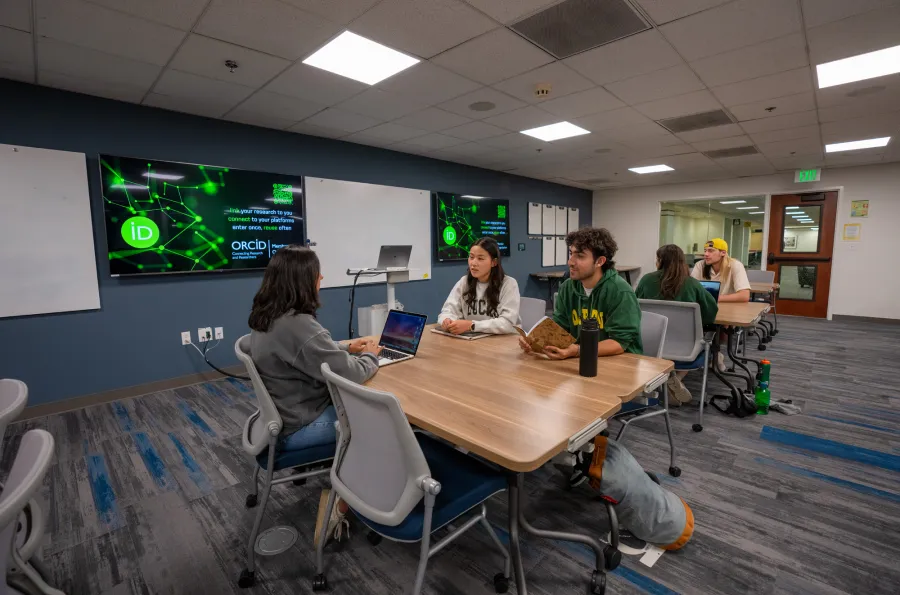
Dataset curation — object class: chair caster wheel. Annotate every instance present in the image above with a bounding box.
[602,545,621,571]
[692,424,703,432]
[367,531,382,546]
[493,573,509,593]
[669,466,682,478]
[245,494,258,508]
[237,569,255,588]
[293,478,307,486]
[758,345,767,351]
[312,573,328,591]
[590,571,606,595]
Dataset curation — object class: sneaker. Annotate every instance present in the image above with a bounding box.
[568,443,594,488]
[716,352,726,373]
[666,376,692,406]
[314,489,349,549]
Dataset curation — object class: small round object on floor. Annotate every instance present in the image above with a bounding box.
[692,423,703,432]
[758,345,767,351]
[669,466,682,478]
[245,494,258,508]
[590,571,606,595]
[602,545,621,570]
[312,573,328,592]
[255,526,298,556]
[493,572,510,593]
[237,569,255,588]
[367,531,383,546]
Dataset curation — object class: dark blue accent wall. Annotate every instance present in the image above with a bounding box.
[0,80,590,406]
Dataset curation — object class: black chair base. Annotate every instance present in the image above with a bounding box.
[237,569,255,588]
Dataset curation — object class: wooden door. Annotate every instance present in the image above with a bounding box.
[766,192,837,318]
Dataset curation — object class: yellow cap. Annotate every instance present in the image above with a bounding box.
[705,238,728,252]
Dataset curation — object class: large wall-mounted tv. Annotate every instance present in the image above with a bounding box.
[433,192,510,262]
[100,155,305,276]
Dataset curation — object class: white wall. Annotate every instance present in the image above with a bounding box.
[593,162,900,320]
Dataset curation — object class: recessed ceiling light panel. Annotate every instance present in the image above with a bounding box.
[303,31,419,85]
[719,200,746,204]
[628,165,674,174]
[816,44,900,89]
[825,137,891,152]
[520,121,590,142]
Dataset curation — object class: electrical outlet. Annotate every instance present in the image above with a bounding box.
[181,331,191,345]
[198,327,212,342]
[214,327,224,340]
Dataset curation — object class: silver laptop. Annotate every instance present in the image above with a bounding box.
[377,310,428,367]
[376,245,412,271]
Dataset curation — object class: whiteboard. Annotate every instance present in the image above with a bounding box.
[555,237,568,265]
[0,144,100,319]
[555,206,567,236]
[568,207,579,232]
[542,237,555,267]
[528,202,542,234]
[542,204,555,235]
[305,177,432,289]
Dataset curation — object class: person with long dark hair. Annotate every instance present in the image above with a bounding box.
[249,245,380,545]
[636,244,718,405]
[438,237,521,334]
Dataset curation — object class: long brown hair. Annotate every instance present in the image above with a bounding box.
[463,237,505,317]
[248,245,320,332]
[656,244,689,300]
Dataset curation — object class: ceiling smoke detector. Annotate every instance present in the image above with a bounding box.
[534,83,552,98]
[225,60,238,73]
[469,101,496,112]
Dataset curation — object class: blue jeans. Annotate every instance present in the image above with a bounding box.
[280,406,338,452]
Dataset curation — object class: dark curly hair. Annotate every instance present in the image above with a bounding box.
[565,228,618,272]
[248,245,320,332]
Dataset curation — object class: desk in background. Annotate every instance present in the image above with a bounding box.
[529,271,565,306]
[616,264,640,286]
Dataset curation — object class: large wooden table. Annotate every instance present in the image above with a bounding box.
[715,302,770,326]
[367,326,673,594]
[749,281,778,293]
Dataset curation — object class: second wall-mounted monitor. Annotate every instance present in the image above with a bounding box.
[433,192,511,262]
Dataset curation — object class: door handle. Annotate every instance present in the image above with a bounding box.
[767,252,774,265]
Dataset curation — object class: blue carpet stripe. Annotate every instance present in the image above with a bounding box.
[111,402,134,432]
[808,414,900,435]
[202,381,233,405]
[225,377,254,396]
[86,453,123,530]
[759,426,900,472]
[132,432,176,491]
[177,401,216,437]
[168,433,213,495]
[754,457,900,503]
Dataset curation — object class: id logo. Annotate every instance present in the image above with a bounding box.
[121,216,160,249]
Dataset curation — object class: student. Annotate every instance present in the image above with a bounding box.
[248,245,381,545]
[438,237,521,334]
[520,227,642,359]
[636,244,718,405]
[690,238,751,303]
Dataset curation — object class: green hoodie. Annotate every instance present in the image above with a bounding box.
[635,271,719,327]
[552,268,643,355]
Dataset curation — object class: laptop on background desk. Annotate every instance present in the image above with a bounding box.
[377,245,412,271]
[699,280,721,302]
[377,310,427,366]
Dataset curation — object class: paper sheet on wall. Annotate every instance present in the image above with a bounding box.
[528,202,543,234]
[555,236,567,265]
[542,236,555,266]
[555,206,567,236]
[568,207,579,232]
[542,204,555,235]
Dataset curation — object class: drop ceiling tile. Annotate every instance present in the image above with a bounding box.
[824,152,886,166]
[756,136,823,157]
[280,0,381,24]
[493,62,596,104]
[601,121,672,142]
[36,0,185,66]
[819,102,900,123]
[749,125,820,145]
[729,92,816,121]
[429,141,496,158]
[438,87,527,119]
[820,113,900,142]
[302,108,382,133]
[676,123,745,143]
[563,29,682,86]
[806,5,900,64]
[265,63,367,105]
[81,0,209,30]
[393,107,472,131]
[768,154,824,170]
[538,87,625,119]
[1,0,31,31]
[442,120,508,140]
[168,35,291,88]
[712,68,813,107]
[482,106,559,132]
[634,90,722,121]
[354,122,430,142]
[352,0,496,58]
[431,28,554,85]
[478,132,546,151]
[605,64,705,105]
[691,135,754,152]
[288,121,347,138]
[623,133,689,149]
[800,0,900,29]
[463,0,565,23]
[226,111,296,130]
[36,37,160,102]
[0,26,33,83]
[690,34,808,88]
[144,92,237,118]
[634,0,732,24]
[716,154,776,175]
[627,143,697,158]
[338,88,429,120]
[228,91,325,121]
[575,107,652,132]
[150,69,256,116]
[377,62,480,106]
[195,0,339,61]
[740,110,819,133]
[404,132,467,150]
[659,0,801,62]
[341,132,402,147]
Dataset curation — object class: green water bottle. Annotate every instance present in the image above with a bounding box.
[760,359,771,383]
[755,381,770,415]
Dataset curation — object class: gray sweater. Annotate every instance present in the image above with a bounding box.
[250,313,379,433]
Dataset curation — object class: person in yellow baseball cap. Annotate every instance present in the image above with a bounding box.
[690,237,751,303]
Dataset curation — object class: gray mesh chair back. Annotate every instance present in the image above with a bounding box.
[638,301,703,362]
[321,362,429,526]
[519,297,546,332]
[746,269,775,283]
[640,311,668,359]
[0,379,28,442]
[235,335,283,456]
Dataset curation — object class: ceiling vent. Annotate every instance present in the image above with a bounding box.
[658,110,734,134]
[703,146,759,159]
[511,0,650,59]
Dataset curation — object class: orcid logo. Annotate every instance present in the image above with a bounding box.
[442,226,457,245]
[121,216,160,249]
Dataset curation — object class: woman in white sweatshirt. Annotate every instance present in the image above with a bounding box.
[438,237,521,334]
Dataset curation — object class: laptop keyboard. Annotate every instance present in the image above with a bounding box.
[381,348,407,361]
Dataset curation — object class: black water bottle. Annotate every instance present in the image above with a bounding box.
[579,318,599,377]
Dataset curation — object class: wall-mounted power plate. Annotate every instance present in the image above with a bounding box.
[181,331,191,345]
[198,327,213,342]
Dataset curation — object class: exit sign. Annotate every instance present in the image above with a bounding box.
[794,168,821,183]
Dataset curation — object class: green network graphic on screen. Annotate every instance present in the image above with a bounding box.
[100,155,305,276]
[433,192,510,262]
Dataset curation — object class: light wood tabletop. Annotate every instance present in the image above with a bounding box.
[715,302,770,326]
[366,326,672,473]
[749,282,778,293]
[530,270,566,279]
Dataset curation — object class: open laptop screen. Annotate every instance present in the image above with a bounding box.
[379,310,427,355]
[699,280,721,301]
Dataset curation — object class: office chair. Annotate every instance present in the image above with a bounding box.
[519,296,547,331]
[316,363,511,595]
[234,335,334,589]
[0,380,27,441]
[745,269,778,339]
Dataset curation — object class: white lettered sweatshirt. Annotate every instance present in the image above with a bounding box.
[437,275,521,334]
